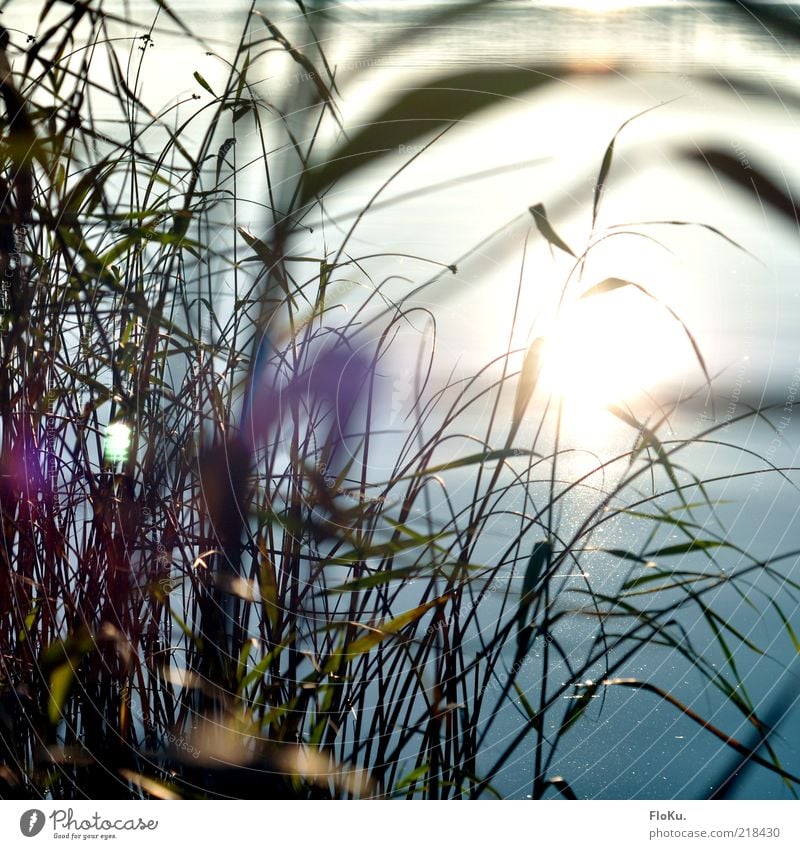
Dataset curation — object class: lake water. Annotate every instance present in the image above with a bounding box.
[7,0,800,799]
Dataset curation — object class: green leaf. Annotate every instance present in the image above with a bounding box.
[215,137,236,184]
[599,548,647,563]
[605,678,800,784]
[325,531,453,566]
[608,405,688,508]
[236,639,254,686]
[238,645,287,697]
[237,226,297,305]
[395,763,430,791]
[193,71,216,96]
[529,202,575,257]
[235,51,251,104]
[258,546,280,632]
[40,632,95,667]
[621,569,702,591]
[516,540,551,655]
[17,603,39,644]
[259,15,337,118]
[48,663,75,724]
[232,103,252,123]
[559,681,600,735]
[334,595,448,662]
[327,565,438,594]
[520,541,552,608]
[643,540,729,558]
[771,600,800,654]
[512,682,538,724]
[403,448,538,479]
[592,101,670,228]
[593,137,616,229]
[61,162,113,216]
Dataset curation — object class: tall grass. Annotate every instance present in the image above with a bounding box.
[0,0,799,799]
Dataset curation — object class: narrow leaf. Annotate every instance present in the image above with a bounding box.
[559,681,600,735]
[48,663,75,724]
[520,541,552,608]
[529,202,575,257]
[339,595,448,659]
[605,678,800,784]
[771,600,800,654]
[643,540,728,558]
[588,277,711,387]
[193,70,216,96]
[517,540,552,655]
[578,276,632,300]
[593,137,616,228]
[592,101,672,228]
[512,337,545,437]
[258,544,280,631]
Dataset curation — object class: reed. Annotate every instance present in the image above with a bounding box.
[0,0,798,800]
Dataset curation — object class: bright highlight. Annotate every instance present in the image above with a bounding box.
[104,422,131,463]
[538,290,687,411]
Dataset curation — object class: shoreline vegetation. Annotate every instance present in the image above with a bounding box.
[0,0,799,800]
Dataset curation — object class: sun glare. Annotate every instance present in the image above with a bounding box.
[537,289,689,413]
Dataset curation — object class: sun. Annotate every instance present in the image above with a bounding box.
[536,287,690,413]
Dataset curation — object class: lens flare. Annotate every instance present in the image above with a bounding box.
[104,421,131,463]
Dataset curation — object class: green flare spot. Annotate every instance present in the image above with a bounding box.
[104,421,131,463]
